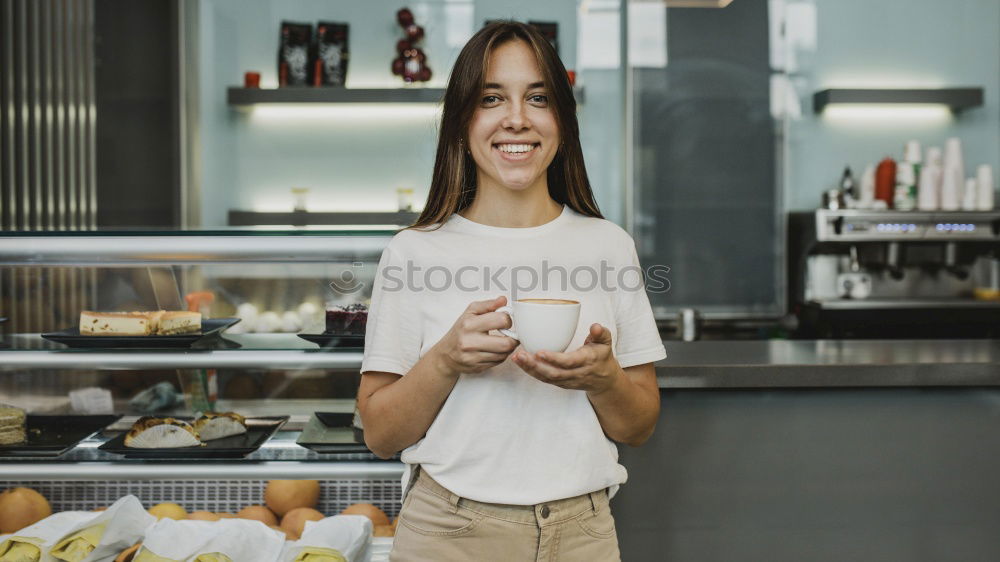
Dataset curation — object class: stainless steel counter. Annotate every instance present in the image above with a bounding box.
[658,339,1000,388]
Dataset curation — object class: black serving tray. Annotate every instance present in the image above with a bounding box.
[42,318,241,349]
[296,414,370,454]
[0,415,121,458]
[297,333,364,348]
[98,415,288,459]
[314,412,354,428]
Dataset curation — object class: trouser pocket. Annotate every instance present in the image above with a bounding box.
[398,485,483,537]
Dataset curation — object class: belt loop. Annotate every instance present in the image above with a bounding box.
[448,490,461,514]
[589,491,600,514]
[403,464,421,500]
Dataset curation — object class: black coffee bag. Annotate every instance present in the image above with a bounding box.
[278,21,313,86]
[316,22,350,87]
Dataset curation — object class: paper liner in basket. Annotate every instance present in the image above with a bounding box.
[0,512,93,562]
[280,516,372,562]
[46,496,155,562]
[134,519,284,562]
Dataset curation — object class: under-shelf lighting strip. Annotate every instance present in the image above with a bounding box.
[248,103,442,122]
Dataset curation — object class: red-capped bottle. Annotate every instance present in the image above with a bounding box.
[875,157,897,208]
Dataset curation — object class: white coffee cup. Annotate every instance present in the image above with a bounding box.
[497,298,581,353]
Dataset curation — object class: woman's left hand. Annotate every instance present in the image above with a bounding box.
[512,323,623,394]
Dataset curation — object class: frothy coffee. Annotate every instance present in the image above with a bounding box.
[518,298,579,305]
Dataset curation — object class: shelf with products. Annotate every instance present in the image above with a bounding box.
[226,85,586,106]
[0,433,404,480]
[0,399,394,463]
[227,210,420,227]
[0,230,384,340]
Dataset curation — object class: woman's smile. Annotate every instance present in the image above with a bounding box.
[493,141,541,161]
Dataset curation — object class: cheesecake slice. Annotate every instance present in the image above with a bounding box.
[79,311,164,336]
[157,311,201,335]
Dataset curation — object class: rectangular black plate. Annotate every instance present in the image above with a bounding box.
[296,414,370,454]
[315,412,354,428]
[41,318,241,349]
[297,333,364,348]
[98,416,288,458]
[0,415,121,457]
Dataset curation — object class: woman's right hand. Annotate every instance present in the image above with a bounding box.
[432,295,520,377]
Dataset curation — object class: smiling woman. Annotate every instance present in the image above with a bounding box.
[357,21,665,562]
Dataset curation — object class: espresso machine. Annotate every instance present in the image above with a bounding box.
[788,210,1000,338]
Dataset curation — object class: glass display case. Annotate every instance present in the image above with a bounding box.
[0,230,403,517]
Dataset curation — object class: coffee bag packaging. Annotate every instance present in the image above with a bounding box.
[529,21,559,56]
[315,22,350,86]
[278,21,313,86]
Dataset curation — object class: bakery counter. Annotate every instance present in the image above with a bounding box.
[657,339,1000,388]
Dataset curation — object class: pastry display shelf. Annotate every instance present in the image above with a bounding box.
[0,460,404,481]
[0,334,365,371]
[0,230,393,265]
[0,434,405,480]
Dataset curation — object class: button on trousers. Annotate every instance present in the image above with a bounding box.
[390,467,622,562]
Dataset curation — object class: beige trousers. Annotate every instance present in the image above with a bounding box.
[390,467,622,562]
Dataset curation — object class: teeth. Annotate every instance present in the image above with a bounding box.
[497,144,536,154]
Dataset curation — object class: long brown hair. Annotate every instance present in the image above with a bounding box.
[407,21,603,231]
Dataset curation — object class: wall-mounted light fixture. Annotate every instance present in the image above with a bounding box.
[663,0,735,7]
[813,88,984,114]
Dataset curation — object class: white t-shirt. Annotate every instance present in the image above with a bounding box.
[360,205,667,505]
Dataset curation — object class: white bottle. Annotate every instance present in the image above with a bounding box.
[940,162,962,211]
[943,137,965,182]
[859,164,876,209]
[921,146,945,211]
[977,164,995,211]
[962,178,979,210]
[917,165,940,211]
